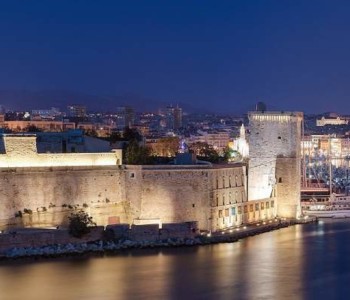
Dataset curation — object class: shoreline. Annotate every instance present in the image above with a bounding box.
[0,218,317,261]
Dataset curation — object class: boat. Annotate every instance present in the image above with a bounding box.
[302,193,350,218]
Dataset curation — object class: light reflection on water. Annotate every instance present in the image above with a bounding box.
[1,220,350,299]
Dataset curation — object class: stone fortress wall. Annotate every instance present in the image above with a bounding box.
[0,117,300,233]
[248,111,303,218]
[0,163,275,232]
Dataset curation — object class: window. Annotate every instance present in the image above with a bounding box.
[271,201,274,208]
[266,202,270,209]
[192,204,195,208]
[130,173,135,178]
[250,204,253,212]
[231,207,236,216]
[225,209,229,217]
[244,206,248,213]
[261,202,265,209]
[255,203,259,211]
[278,177,282,183]
[219,210,223,218]
[238,206,242,214]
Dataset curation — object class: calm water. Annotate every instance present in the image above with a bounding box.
[1,220,350,300]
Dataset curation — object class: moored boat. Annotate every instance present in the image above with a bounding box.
[302,193,350,218]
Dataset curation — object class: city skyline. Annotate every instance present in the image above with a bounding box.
[2,1,350,113]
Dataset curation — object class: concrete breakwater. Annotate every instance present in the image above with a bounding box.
[0,219,316,260]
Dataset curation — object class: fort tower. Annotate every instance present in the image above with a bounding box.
[248,111,303,218]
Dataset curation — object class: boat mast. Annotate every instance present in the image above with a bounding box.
[302,119,307,187]
[329,135,332,194]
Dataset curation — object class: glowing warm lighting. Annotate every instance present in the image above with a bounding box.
[207,233,212,237]
[243,226,247,229]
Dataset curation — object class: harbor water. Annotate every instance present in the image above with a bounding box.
[0,219,350,299]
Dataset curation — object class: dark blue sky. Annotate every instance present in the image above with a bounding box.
[1,0,350,113]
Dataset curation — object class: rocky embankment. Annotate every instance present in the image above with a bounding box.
[1,219,316,260]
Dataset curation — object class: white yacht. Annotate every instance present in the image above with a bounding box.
[302,193,350,218]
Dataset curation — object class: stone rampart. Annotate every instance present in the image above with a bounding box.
[0,166,127,228]
[0,226,104,255]
[105,222,198,242]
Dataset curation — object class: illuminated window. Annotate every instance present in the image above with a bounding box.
[231,207,236,215]
[250,204,253,212]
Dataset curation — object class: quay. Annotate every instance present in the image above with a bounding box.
[0,217,317,260]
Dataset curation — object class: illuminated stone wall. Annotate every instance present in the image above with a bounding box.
[123,164,274,231]
[275,158,301,218]
[248,111,303,218]
[0,135,122,167]
[0,166,128,228]
[0,135,278,231]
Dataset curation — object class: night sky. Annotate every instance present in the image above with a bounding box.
[1,0,350,113]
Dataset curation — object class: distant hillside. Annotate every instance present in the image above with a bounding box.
[0,90,209,114]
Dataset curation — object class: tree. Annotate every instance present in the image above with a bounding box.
[189,142,220,163]
[108,131,123,143]
[123,127,142,142]
[24,125,42,132]
[124,139,152,164]
[68,211,96,238]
